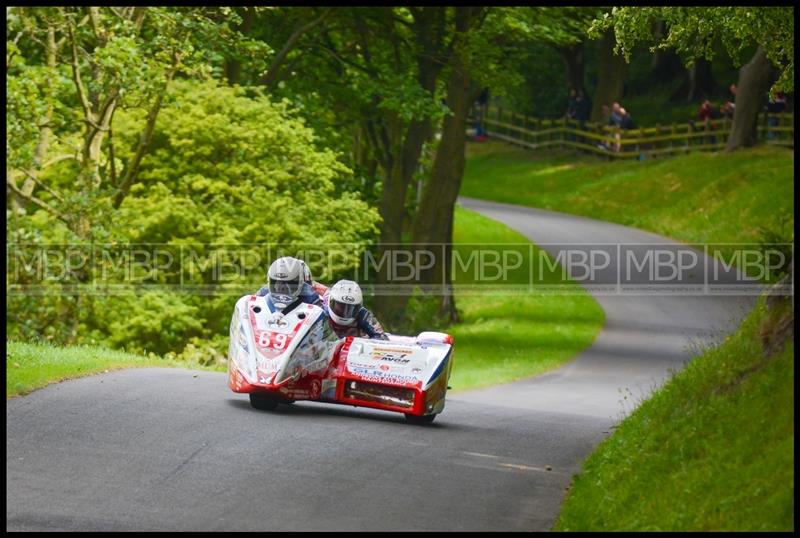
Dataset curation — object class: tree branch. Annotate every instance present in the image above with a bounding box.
[42,153,80,168]
[113,56,177,208]
[260,8,333,88]
[66,17,93,122]
[6,176,69,224]
[17,168,65,203]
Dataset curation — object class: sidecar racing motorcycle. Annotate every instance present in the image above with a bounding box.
[227,294,454,424]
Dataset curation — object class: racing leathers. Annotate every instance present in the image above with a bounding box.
[322,299,388,340]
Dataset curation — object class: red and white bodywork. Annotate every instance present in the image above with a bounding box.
[227,294,454,423]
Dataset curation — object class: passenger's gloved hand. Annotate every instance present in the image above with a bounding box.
[371,333,390,341]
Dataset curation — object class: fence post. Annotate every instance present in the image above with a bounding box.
[497,106,502,138]
[523,114,528,145]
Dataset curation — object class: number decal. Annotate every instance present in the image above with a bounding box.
[274,333,288,349]
[256,330,292,351]
[258,332,270,347]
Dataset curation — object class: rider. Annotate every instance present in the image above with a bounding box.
[323,279,388,340]
[297,259,329,298]
[257,257,322,310]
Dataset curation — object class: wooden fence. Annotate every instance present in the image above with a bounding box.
[471,105,794,159]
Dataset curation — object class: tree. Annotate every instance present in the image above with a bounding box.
[6,7,261,343]
[590,28,626,122]
[591,6,794,150]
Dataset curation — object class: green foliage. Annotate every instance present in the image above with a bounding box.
[591,7,794,93]
[555,299,794,531]
[8,78,380,358]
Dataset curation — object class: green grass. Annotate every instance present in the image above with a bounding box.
[448,206,604,390]
[6,340,220,397]
[462,142,794,254]
[555,298,794,531]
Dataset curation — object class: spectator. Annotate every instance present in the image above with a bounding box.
[609,102,626,152]
[474,87,489,142]
[721,83,737,119]
[565,88,578,120]
[576,89,592,127]
[609,101,624,128]
[620,107,636,130]
[695,100,717,144]
[565,88,579,142]
[595,104,611,151]
[766,91,787,140]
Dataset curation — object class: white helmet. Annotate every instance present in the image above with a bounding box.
[297,259,312,284]
[327,280,363,326]
[267,257,304,308]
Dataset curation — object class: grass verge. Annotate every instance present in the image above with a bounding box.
[554,297,794,531]
[6,340,220,398]
[448,206,604,391]
[462,142,794,279]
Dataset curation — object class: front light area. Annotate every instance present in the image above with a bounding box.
[343,381,415,409]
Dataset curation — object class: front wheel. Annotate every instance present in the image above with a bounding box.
[249,393,279,411]
[405,413,436,425]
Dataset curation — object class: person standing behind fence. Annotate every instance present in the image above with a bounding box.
[697,99,717,144]
[721,83,737,119]
[565,88,579,142]
[576,89,592,129]
[474,87,490,141]
[609,102,625,152]
[766,91,787,140]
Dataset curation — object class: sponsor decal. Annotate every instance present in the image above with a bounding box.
[257,356,279,372]
[268,316,289,327]
[310,379,321,399]
[348,365,419,385]
[379,364,390,371]
[357,374,420,385]
[378,356,411,364]
[370,346,413,355]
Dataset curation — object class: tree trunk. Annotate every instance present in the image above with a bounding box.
[13,24,56,214]
[650,20,686,85]
[409,7,480,322]
[686,57,719,102]
[590,29,626,123]
[559,43,585,93]
[725,46,776,152]
[224,7,254,85]
[373,7,445,326]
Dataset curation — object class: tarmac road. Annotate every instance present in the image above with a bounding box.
[6,198,756,531]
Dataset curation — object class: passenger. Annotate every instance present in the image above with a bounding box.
[323,280,388,340]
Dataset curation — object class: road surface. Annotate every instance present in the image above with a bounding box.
[6,198,755,531]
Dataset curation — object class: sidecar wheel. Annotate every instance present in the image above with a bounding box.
[249,393,279,411]
[405,413,436,425]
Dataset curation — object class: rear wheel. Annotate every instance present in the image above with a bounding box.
[405,413,436,425]
[249,393,279,411]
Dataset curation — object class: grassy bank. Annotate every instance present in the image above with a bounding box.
[6,341,219,397]
[555,297,794,531]
[448,207,604,390]
[462,142,794,261]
